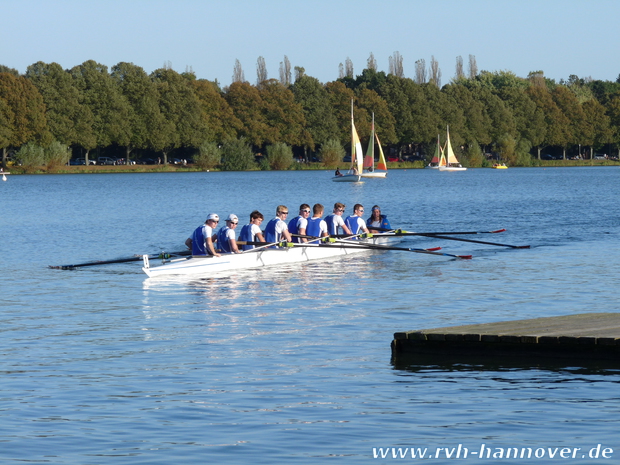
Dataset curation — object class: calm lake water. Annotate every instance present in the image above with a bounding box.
[2,167,620,463]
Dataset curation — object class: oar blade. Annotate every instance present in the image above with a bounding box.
[50,250,191,270]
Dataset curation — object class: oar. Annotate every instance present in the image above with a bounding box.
[335,241,472,259]
[416,234,530,249]
[50,250,191,270]
[290,241,472,259]
[237,240,288,252]
[373,227,507,236]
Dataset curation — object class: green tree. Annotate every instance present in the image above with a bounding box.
[356,87,397,145]
[469,86,516,151]
[443,83,489,148]
[474,70,529,92]
[423,83,464,145]
[606,93,620,155]
[581,98,612,155]
[259,79,310,148]
[353,68,388,93]
[26,61,94,149]
[0,72,49,166]
[291,75,338,148]
[191,79,241,143]
[552,86,586,158]
[194,141,221,170]
[525,85,570,158]
[225,81,269,146]
[0,65,19,76]
[44,140,71,172]
[150,67,207,163]
[111,62,167,163]
[495,86,546,150]
[70,60,131,163]
[325,81,356,146]
[319,138,345,168]
[265,142,294,170]
[377,75,437,150]
[0,98,14,167]
[221,137,256,171]
[16,142,45,173]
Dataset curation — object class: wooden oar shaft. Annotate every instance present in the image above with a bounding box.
[380,228,506,236]
[49,250,191,270]
[336,243,471,259]
[419,234,529,249]
[291,241,472,259]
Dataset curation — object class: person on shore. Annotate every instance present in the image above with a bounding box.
[366,205,392,233]
[217,214,241,254]
[185,213,221,257]
[264,205,293,245]
[305,204,329,243]
[325,202,353,236]
[239,210,265,251]
[288,203,311,243]
[345,204,370,236]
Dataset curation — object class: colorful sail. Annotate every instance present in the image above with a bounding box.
[430,134,441,165]
[437,125,467,171]
[438,143,447,167]
[363,114,375,169]
[445,126,459,165]
[375,132,387,171]
[350,100,364,174]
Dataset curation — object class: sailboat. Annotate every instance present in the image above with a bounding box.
[438,126,467,171]
[360,113,387,178]
[332,100,363,182]
[426,134,444,169]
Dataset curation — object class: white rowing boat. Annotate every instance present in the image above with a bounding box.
[142,235,396,278]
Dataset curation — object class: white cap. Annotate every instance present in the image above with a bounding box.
[226,213,238,222]
[206,213,219,221]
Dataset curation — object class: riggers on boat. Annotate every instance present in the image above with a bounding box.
[141,234,396,278]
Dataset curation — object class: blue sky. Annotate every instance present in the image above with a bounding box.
[2,0,619,85]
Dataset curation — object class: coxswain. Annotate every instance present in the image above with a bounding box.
[366,205,391,233]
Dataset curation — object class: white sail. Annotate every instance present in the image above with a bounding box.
[438,126,467,171]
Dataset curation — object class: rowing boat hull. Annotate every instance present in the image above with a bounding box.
[332,174,362,182]
[142,237,393,278]
[360,171,387,178]
[438,166,467,171]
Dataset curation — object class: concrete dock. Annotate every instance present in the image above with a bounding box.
[392,313,620,361]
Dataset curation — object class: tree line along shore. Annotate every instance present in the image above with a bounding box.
[1,58,620,174]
